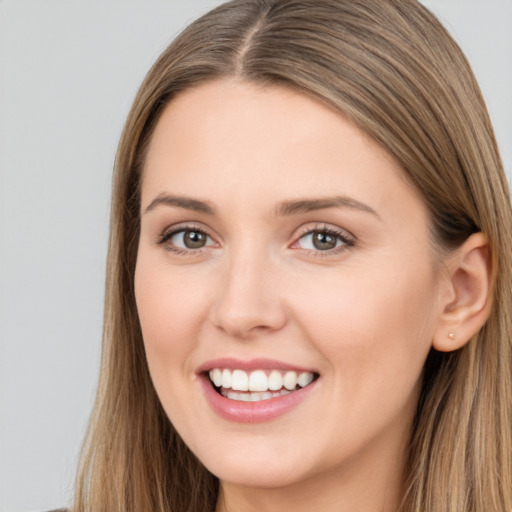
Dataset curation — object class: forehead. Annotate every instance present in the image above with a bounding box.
[141,78,424,222]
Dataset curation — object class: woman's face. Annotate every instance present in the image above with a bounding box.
[135,79,448,495]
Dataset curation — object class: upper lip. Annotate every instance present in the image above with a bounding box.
[196,358,318,374]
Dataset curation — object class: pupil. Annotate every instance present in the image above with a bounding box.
[184,231,206,249]
[313,232,336,250]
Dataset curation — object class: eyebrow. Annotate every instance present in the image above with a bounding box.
[143,193,379,219]
[275,196,380,218]
[144,194,215,215]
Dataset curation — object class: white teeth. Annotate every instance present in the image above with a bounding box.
[253,391,272,401]
[221,369,232,389]
[221,390,282,402]
[268,370,283,390]
[210,368,222,387]
[283,371,297,391]
[297,371,314,387]
[231,369,249,391]
[248,370,268,392]
[208,368,316,397]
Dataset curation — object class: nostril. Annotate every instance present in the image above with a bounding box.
[209,268,288,337]
[211,299,288,339]
[213,315,284,339]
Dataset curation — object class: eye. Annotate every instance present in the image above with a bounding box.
[158,227,216,253]
[294,226,354,253]
[299,231,340,251]
[172,230,209,249]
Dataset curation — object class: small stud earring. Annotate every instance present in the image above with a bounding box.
[448,332,455,340]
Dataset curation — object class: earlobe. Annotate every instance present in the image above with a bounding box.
[433,232,493,352]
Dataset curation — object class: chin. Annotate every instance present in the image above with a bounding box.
[187,434,315,489]
[206,458,308,489]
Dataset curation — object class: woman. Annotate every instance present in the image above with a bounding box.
[72,1,512,511]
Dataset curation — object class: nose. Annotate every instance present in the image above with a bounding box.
[209,248,287,339]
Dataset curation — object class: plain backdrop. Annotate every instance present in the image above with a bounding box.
[0,1,510,511]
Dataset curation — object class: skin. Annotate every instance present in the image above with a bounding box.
[135,79,454,512]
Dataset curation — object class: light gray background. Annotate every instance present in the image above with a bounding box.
[0,1,510,511]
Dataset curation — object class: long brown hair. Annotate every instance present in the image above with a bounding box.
[73,1,512,511]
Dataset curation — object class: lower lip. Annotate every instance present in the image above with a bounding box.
[199,374,317,423]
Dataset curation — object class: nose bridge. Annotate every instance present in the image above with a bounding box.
[211,240,286,338]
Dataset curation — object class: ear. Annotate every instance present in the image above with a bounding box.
[433,232,493,352]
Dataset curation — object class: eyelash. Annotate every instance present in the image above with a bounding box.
[292,224,355,257]
[157,224,213,255]
[156,223,355,257]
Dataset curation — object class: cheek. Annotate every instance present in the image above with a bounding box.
[291,257,439,403]
[134,256,212,437]
[134,254,206,381]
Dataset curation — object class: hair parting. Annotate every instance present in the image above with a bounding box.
[73,2,512,511]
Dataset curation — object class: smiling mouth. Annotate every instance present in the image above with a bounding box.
[207,368,319,402]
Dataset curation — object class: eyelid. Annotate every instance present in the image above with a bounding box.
[291,223,356,254]
[155,221,355,256]
[156,222,219,254]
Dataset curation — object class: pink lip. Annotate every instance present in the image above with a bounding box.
[196,357,316,373]
[197,359,319,423]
